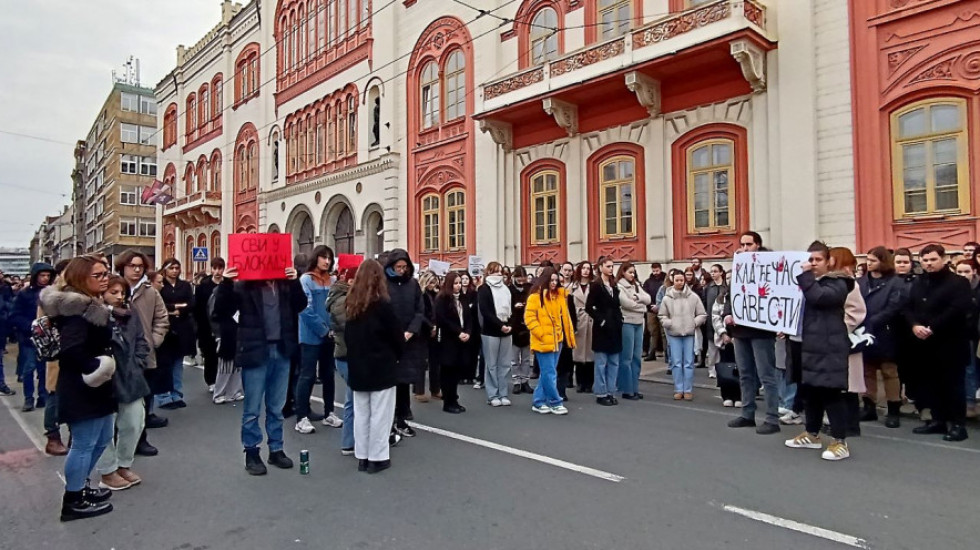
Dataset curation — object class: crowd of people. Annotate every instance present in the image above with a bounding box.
[1,231,978,522]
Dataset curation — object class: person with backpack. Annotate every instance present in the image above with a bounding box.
[10,262,55,411]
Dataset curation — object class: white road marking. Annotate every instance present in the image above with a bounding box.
[0,395,45,452]
[719,503,870,548]
[310,395,624,483]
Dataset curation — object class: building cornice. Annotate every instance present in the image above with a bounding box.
[260,153,401,202]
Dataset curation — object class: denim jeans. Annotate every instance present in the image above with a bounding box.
[64,414,114,492]
[17,333,46,403]
[618,323,644,395]
[532,349,563,408]
[241,344,290,452]
[776,367,797,410]
[155,355,184,406]
[667,334,695,393]
[481,334,513,401]
[334,359,355,450]
[734,337,780,425]
[593,351,620,397]
[298,343,334,420]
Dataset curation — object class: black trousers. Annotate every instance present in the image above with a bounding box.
[199,333,218,386]
[574,361,594,390]
[803,385,847,440]
[394,383,411,424]
[927,362,967,425]
[557,346,573,397]
[440,362,461,407]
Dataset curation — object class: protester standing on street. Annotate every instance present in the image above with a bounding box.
[525,266,576,415]
[435,272,471,414]
[156,259,195,410]
[905,244,972,441]
[660,271,708,401]
[828,247,868,437]
[857,247,904,428]
[213,263,307,475]
[477,262,514,407]
[383,249,425,438]
[327,260,359,455]
[459,272,482,388]
[210,264,243,405]
[416,270,440,402]
[785,241,854,461]
[954,260,980,420]
[617,262,651,400]
[508,266,533,395]
[95,276,151,491]
[345,260,404,474]
[724,231,781,434]
[193,258,225,394]
[586,257,622,406]
[703,265,727,379]
[642,264,666,360]
[40,255,116,521]
[570,262,594,394]
[0,269,15,396]
[10,262,55,411]
[39,259,71,456]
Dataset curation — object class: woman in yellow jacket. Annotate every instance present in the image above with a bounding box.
[524,267,576,415]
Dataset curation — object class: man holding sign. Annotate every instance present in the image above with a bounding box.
[212,234,308,476]
[723,231,787,435]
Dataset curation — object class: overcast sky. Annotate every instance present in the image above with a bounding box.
[0,0,222,248]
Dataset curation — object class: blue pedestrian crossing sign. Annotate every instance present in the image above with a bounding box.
[192,247,209,262]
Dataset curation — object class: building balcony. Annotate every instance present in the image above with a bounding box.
[478,0,773,116]
[163,190,222,229]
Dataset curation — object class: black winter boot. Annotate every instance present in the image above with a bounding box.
[60,490,112,522]
[244,448,267,475]
[859,396,878,422]
[884,401,902,428]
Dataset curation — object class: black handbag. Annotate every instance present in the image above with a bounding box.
[715,361,739,386]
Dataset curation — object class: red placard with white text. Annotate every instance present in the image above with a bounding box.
[227,233,293,281]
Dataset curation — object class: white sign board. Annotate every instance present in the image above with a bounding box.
[428,259,451,277]
[468,255,484,278]
[730,251,809,336]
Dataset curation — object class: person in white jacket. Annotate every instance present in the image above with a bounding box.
[659,272,707,401]
[617,263,651,399]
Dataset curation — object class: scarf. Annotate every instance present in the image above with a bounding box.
[486,275,512,322]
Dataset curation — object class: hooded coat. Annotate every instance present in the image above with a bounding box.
[383,249,427,384]
[795,270,853,389]
[9,262,54,336]
[38,283,116,424]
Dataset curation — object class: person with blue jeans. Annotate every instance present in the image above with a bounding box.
[525,266,576,415]
[616,262,651,400]
[586,257,622,406]
[0,271,13,396]
[213,264,307,475]
[10,262,55,411]
[723,231,782,434]
[296,246,344,435]
[156,259,195,410]
[327,262,358,453]
[659,271,707,400]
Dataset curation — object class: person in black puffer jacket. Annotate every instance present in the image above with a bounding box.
[155,259,196,409]
[39,256,116,521]
[383,249,426,437]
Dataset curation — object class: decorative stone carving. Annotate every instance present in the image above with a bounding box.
[479,120,513,151]
[624,72,661,118]
[550,39,625,77]
[484,67,544,100]
[542,98,578,137]
[909,58,955,83]
[730,39,766,93]
[887,46,925,75]
[633,1,731,50]
[743,0,765,28]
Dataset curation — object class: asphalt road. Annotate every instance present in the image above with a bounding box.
[2,357,979,550]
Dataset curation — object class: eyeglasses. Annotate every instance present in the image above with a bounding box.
[91,271,110,280]
[127,263,145,270]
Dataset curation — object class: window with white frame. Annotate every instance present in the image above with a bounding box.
[139,220,156,237]
[140,96,156,115]
[96,226,103,244]
[120,187,138,205]
[139,126,156,145]
[121,92,139,112]
[120,123,139,143]
[139,156,157,176]
[120,219,137,236]
[121,154,138,174]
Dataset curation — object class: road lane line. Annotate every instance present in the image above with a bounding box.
[1,395,45,452]
[310,395,625,483]
[719,503,870,548]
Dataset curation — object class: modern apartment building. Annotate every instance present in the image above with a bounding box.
[75,82,159,267]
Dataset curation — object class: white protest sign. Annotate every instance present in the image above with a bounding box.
[428,259,451,277]
[468,255,485,278]
[730,251,809,336]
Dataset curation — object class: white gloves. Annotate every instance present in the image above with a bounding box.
[82,355,116,387]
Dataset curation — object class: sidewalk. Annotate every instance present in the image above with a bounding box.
[639,356,719,391]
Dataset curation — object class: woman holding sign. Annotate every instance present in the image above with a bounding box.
[659,271,707,400]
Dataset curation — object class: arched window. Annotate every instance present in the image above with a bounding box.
[185,236,195,270]
[199,85,209,129]
[334,206,355,254]
[235,43,261,105]
[327,105,335,161]
[530,8,559,65]
[184,163,195,197]
[687,139,734,232]
[163,103,178,149]
[317,0,326,53]
[196,157,208,193]
[598,156,635,238]
[598,0,632,39]
[306,5,316,62]
[420,62,440,129]
[348,95,357,152]
[211,231,221,259]
[316,110,324,166]
[446,190,466,250]
[237,146,248,192]
[368,86,381,147]
[235,123,259,193]
[186,93,197,137]
[444,50,466,121]
[210,150,222,192]
[530,170,560,244]
[247,142,258,190]
[337,101,346,156]
[211,75,223,119]
[891,98,969,218]
[298,119,307,171]
[422,194,441,252]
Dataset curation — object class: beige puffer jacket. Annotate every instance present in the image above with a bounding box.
[659,285,707,337]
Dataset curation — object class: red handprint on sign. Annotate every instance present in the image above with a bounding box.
[741,284,746,293]
[757,283,771,298]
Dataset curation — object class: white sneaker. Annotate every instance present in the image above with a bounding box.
[532,404,551,414]
[213,396,231,405]
[489,398,502,407]
[780,411,803,425]
[785,432,822,449]
[322,412,343,428]
[734,401,744,408]
[295,417,316,434]
[551,405,569,415]
[821,440,850,461]
[722,399,734,407]
[778,407,791,416]
[499,397,512,406]
[473,382,484,389]
[708,372,717,379]
[234,393,245,401]
[208,385,215,394]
